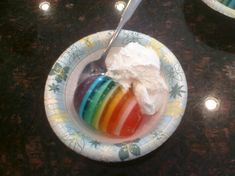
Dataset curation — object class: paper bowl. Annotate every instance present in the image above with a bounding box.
[201,0,235,18]
[44,30,188,162]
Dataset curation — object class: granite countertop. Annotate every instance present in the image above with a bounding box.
[0,0,235,175]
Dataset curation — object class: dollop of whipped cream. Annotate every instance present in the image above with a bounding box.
[105,42,168,115]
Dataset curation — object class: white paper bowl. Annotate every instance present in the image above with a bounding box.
[201,0,235,18]
[44,30,188,162]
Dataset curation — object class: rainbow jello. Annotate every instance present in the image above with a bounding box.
[218,0,235,9]
[74,75,145,137]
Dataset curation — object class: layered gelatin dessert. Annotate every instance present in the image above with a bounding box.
[74,43,168,137]
[218,0,235,9]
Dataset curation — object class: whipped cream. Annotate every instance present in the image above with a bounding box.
[105,42,168,115]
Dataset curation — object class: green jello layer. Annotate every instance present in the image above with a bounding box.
[83,79,115,125]
[92,84,119,129]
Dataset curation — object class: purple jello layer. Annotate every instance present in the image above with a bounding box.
[73,75,98,110]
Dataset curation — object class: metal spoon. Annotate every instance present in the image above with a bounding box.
[79,0,142,82]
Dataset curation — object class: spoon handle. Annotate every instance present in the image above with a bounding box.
[120,0,142,25]
[102,0,142,58]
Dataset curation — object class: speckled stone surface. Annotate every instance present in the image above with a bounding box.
[0,0,235,175]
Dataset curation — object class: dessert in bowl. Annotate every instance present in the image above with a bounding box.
[201,0,235,18]
[74,42,169,139]
[44,30,187,162]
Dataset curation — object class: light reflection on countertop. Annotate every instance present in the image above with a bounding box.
[204,96,220,111]
[115,1,126,12]
[39,1,50,11]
